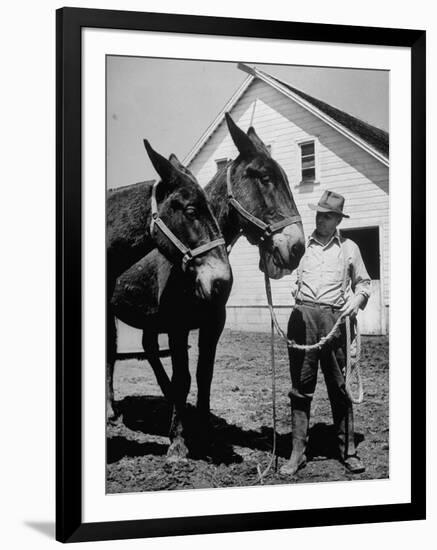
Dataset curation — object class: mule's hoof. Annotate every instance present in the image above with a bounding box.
[279,454,307,477]
[166,439,189,464]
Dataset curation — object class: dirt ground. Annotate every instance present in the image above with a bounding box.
[106,329,389,493]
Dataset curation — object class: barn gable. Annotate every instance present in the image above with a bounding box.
[185,63,389,169]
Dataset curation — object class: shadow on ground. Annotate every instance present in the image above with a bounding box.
[307,423,364,460]
[107,395,364,466]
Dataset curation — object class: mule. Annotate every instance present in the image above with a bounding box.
[107,140,231,420]
[111,113,305,461]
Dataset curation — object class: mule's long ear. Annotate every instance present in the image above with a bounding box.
[143,139,176,185]
[247,126,271,156]
[168,153,184,170]
[225,112,256,158]
[168,153,197,183]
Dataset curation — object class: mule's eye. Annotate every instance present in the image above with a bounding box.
[260,175,270,184]
[185,205,197,219]
[170,198,184,210]
[245,167,261,179]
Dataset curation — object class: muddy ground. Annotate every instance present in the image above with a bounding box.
[107,329,389,492]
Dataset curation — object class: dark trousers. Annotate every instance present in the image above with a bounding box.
[287,304,356,458]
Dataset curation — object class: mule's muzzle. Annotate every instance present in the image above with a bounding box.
[194,254,232,303]
[272,243,303,272]
[195,274,232,303]
[271,224,305,270]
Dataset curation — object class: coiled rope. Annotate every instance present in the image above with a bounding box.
[263,272,363,404]
[345,317,364,404]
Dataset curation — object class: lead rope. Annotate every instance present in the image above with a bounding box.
[253,259,278,485]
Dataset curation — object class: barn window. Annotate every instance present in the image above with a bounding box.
[296,137,320,185]
[215,157,229,173]
[297,139,318,184]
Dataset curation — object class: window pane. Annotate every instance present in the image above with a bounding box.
[301,142,314,156]
[302,157,315,170]
[215,159,228,172]
[302,168,316,182]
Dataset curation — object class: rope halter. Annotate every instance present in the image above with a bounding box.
[150,182,225,271]
[226,165,302,244]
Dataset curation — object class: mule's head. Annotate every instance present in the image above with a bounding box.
[225,113,305,278]
[144,140,232,302]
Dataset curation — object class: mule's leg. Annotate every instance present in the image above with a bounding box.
[196,307,226,432]
[167,329,191,462]
[106,313,119,423]
[142,330,173,402]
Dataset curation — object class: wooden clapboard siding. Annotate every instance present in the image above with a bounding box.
[188,78,389,334]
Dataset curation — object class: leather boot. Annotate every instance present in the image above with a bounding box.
[336,404,365,473]
[280,408,309,476]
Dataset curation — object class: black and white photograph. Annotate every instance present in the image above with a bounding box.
[106,56,390,493]
[0,0,432,546]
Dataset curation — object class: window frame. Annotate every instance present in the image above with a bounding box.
[296,137,320,185]
[214,157,229,173]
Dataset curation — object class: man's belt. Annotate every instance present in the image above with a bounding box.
[295,299,343,310]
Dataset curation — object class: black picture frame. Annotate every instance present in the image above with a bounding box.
[56,7,426,543]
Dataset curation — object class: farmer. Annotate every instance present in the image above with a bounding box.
[281,190,371,476]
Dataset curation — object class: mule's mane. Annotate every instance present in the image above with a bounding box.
[203,161,235,244]
[107,180,155,196]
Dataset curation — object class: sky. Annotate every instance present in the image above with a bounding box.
[107,56,389,189]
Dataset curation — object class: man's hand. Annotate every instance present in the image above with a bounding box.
[340,294,366,319]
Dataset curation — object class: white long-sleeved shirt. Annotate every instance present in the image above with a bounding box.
[293,231,371,308]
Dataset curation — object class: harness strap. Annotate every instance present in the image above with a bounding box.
[226,166,301,243]
[150,182,225,271]
[150,180,160,226]
[228,196,269,232]
[181,238,226,270]
[296,260,303,293]
[151,216,189,256]
[341,241,351,295]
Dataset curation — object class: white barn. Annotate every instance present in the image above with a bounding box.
[185,64,389,336]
